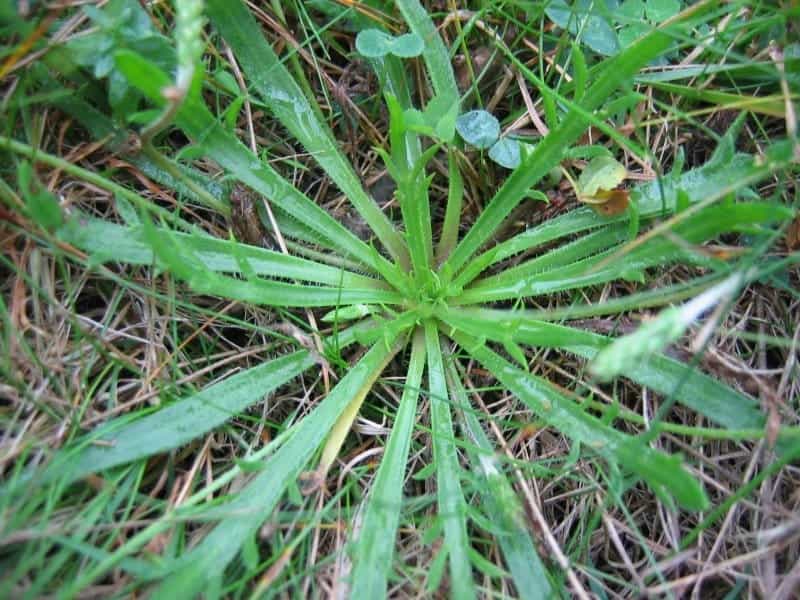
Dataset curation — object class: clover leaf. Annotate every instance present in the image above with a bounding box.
[645,0,681,23]
[544,0,620,57]
[488,137,521,169]
[355,29,423,59]
[455,110,522,169]
[455,110,500,150]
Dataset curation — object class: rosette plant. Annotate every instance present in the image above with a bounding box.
[1,0,798,597]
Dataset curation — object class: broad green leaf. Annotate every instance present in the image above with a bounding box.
[451,331,709,511]
[154,336,404,597]
[356,29,395,58]
[488,138,522,169]
[350,329,426,597]
[425,322,476,599]
[456,110,500,149]
[391,33,425,58]
[620,0,646,19]
[619,23,650,48]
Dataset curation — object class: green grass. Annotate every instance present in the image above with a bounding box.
[1,0,798,597]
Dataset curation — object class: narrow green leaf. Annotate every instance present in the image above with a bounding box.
[444,22,676,275]
[396,0,459,103]
[439,307,764,431]
[205,0,409,266]
[141,218,402,307]
[444,361,553,599]
[113,49,395,276]
[350,328,426,597]
[58,213,388,290]
[436,150,464,264]
[454,138,796,288]
[154,336,404,597]
[451,331,709,511]
[39,350,315,488]
[590,270,754,381]
[18,162,63,230]
[572,41,587,102]
[425,321,476,599]
[459,202,792,303]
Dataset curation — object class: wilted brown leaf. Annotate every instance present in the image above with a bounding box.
[786,214,800,250]
[586,188,630,217]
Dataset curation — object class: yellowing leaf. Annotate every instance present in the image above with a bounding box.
[588,189,630,217]
[578,155,627,198]
[576,155,629,217]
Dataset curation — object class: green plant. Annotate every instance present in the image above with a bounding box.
[456,109,523,169]
[543,0,684,55]
[1,0,799,597]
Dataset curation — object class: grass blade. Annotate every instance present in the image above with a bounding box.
[149,335,405,597]
[443,24,675,275]
[436,150,464,264]
[424,321,476,599]
[396,0,459,103]
[454,135,796,288]
[444,360,554,599]
[439,307,763,430]
[350,328,426,598]
[140,207,402,307]
[30,350,314,489]
[205,0,408,267]
[59,214,388,289]
[459,202,791,304]
[450,330,709,511]
[113,49,397,277]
